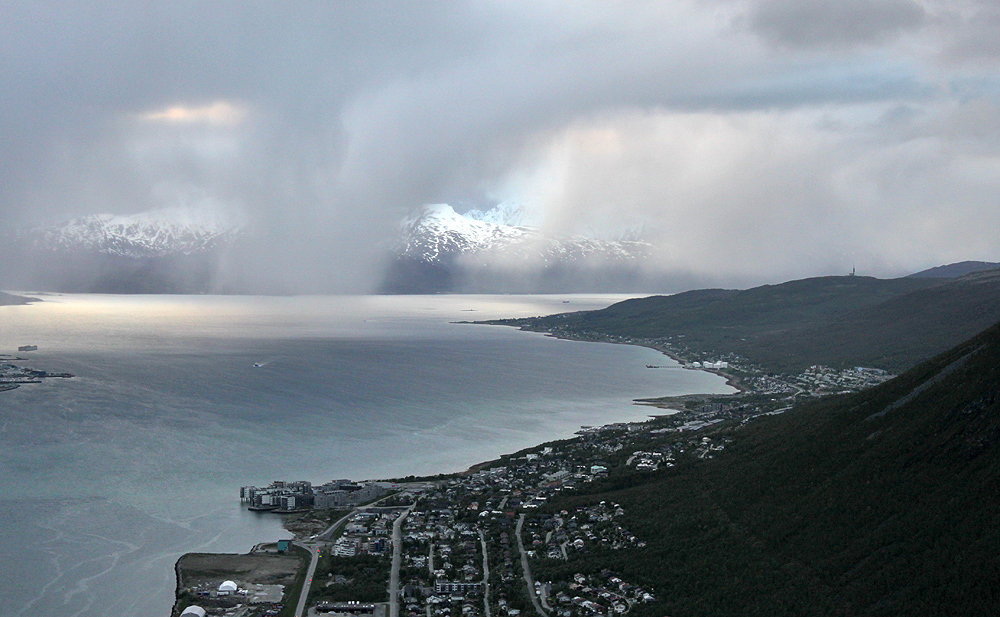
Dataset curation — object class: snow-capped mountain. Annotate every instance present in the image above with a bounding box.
[1,203,657,294]
[462,201,535,227]
[397,204,537,261]
[18,207,243,258]
[2,207,246,293]
[395,203,648,264]
[383,203,652,293]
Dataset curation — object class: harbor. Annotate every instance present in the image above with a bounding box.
[0,351,74,392]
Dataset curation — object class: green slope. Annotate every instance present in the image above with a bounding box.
[754,269,1000,371]
[582,276,934,335]
[496,271,1000,372]
[541,320,1000,616]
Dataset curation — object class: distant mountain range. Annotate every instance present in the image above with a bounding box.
[2,204,998,295]
[0,208,244,293]
[1,203,653,294]
[21,209,243,259]
[381,203,652,293]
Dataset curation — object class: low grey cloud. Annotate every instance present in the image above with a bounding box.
[0,1,998,291]
[934,1,1000,63]
[745,0,926,49]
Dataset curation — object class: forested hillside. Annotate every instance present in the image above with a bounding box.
[535,318,1000,615]
[492,271,1000,372]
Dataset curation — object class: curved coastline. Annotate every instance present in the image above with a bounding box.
[476,321,747,396]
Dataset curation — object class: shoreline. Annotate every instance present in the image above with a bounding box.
[182,319,800,616]
[220,379,753,617]
[481,322,749,400]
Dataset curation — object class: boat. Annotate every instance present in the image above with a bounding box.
[18,345,37,352]
[253,362,265,368]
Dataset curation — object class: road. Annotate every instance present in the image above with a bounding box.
[389,505,414,617]
[293,541,322,617]
[230,606,253,617]
[293,497,409,617]
[318,509,363,540]
[516,514,547,617]
[479,530,492,617]
[293,510,360,617]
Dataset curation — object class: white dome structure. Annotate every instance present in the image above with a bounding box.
[180,607,206,617]
[218,580,238,593]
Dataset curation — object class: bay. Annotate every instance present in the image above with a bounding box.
[0,293,733,615]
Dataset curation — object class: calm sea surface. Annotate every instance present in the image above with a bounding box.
[0,294,733,616]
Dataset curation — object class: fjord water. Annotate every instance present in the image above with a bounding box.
[0,294,733,616]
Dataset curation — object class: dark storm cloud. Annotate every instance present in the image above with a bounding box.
[745,0,926,49]
[0,1,483,290]
[1,1,999,290]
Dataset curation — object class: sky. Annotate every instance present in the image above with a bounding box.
[2,0,999,291]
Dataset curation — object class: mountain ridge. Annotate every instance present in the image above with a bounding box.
[489,271,1000,372]
[907,260,1000,278]
[1,208,245,293]
[16,207,243,259]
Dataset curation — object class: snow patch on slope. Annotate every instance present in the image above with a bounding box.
[21,207,244,258]
[462,202,535,227]
[396,203,649,265]
[399,204,537,261]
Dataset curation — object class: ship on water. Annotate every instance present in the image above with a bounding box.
[18,345,37,352]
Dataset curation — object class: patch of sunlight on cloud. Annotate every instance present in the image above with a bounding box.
[140,101,248,125]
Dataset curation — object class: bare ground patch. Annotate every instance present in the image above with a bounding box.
[178,551,303,588]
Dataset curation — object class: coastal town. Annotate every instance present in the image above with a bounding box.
[176,420,669,617]
[491,325,897,403]
[543,332,896,412]
[172,368,844,617]
[174,344,900,617]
